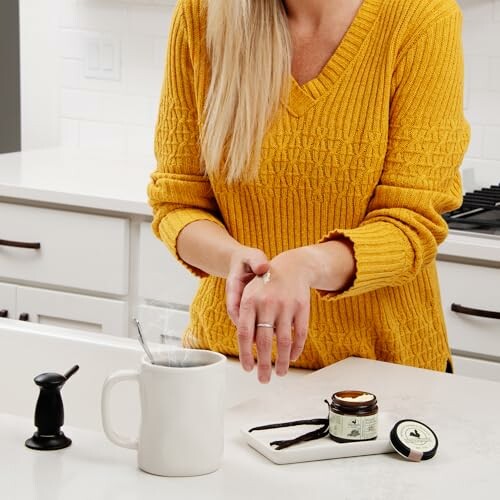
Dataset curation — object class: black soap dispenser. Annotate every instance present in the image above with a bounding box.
[25,365,79,451]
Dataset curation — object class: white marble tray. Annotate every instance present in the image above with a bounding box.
[241,412,397,465]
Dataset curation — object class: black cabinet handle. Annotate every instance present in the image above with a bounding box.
[0,310,8,318]
[19,313,29,321]
[451,303,500,320]
[0,238,41,249]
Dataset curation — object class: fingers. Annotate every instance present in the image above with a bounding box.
[290,297,310,362]
[244,251,270,276]
[254,299,278,384]
[237,296,256,372]
[226,276,245,325]
[274,313,293,377]
[226,248,270,326]
[239,289,310,381]
[255,326,274,383]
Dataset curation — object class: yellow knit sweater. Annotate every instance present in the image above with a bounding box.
[148,0,471,371]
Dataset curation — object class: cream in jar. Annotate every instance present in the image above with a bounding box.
[328,390,378,443]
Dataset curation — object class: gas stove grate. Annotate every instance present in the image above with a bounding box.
[444,183,500,230]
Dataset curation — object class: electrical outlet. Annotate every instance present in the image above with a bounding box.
[84,35,121,81]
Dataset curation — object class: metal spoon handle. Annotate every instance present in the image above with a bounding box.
[133,317,156,364]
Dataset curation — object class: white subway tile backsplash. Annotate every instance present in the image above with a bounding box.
[461,158,500,188]
[466,90,500,126]
[62,59,124,93]
[494,0,500,22]
[483,127,500,160]
[123,96,157,126]
[124,66,163,97]
[490,57,500,90]
[79,120,127,152]
[153,36,168,68]
[126,4,173,36]
[62,1,127,33]
[59,0,80,29]
[464,54,490,91]
[61,89,123,122]
[62,88,156,126]
[60,119,80,147]
[461,1,495,55]
[60,29,85,59]
[466,125,483,158]
[61,59,81,88]
[122,35,155,68]
[126,124,155,157]
[120,0,176,5]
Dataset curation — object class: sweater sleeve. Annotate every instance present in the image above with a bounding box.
[147,0,225,279]
[314,9,471,301]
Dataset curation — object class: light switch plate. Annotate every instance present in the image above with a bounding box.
[84,34,121,81]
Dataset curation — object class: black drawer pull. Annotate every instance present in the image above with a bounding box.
[0,309,8,318]
[451,303,500,320]
[0,238,41,249]
[19,313,29,321]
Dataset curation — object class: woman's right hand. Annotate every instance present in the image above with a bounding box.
[226,246,270,326]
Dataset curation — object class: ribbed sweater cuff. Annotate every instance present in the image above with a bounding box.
[314,221,414,301]
[159,208,225,279]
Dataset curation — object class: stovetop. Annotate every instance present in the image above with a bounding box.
[444,183,500,237]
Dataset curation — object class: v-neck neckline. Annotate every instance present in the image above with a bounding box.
[282,0,383,117]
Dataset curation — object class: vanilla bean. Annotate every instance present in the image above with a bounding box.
[248,418,328,433]
[247,400,332,451]
[270,422,329,450]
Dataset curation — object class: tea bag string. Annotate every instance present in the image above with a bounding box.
[248,400,330,450]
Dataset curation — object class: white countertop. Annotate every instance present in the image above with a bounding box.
[0,147,153,215]
[0,147,499,262]
[1,357,499,500]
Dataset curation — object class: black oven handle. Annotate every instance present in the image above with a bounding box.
[451,303,500,320]
[0,238,41,249]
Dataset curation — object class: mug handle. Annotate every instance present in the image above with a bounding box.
[101,370,140,450]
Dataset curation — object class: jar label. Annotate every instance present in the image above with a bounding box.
[329,412,378,441]
[396,421,436,452]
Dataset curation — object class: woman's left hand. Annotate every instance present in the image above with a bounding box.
[236,240,356,383]
[236,248,313,383]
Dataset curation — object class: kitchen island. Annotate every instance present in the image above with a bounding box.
[1,146,499,381]
[1,319,498,500]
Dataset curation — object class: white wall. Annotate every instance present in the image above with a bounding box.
[18,0,500,184]
[459,0,500,189]
[20,0,176,161]
[19,0,61,150]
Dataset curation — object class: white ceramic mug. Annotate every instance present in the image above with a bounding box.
[101,349,226,477]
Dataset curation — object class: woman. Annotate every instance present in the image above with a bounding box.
[147,0,470,384]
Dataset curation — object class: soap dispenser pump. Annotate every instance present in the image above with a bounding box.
[25,365,79,450]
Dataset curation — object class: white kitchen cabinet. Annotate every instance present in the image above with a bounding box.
[0,283,16,320]
[16,286,128,336]
[437,261,500,358]
[138,221,198,306]
[452,354,500,383]
[0,202,129,295]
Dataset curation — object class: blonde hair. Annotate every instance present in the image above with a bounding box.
[201,0,292,183]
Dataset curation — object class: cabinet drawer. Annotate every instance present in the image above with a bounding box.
[17,286,128,336]
[437,261,500,359]
[452,355,500,383]
[0,202,129,294]
[138,221,198,306]
[0,283,16,320]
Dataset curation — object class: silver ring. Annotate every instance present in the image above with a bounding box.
[256,322,275,329]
